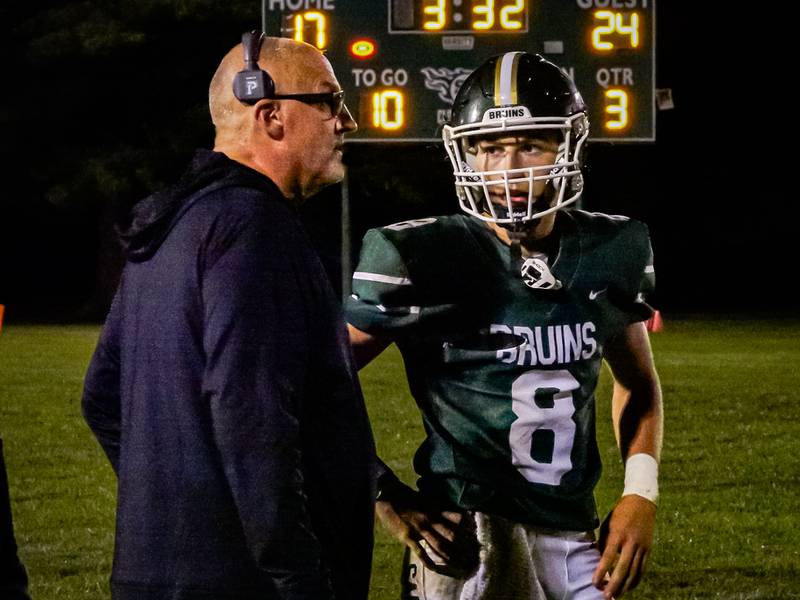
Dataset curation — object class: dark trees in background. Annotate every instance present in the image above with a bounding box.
[1,1,256,319]
[0,3,794,320]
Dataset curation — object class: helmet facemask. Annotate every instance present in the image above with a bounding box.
[443,52,590,227]
[443,112,589,226]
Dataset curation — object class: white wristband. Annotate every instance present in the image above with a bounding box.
[623,453,659,505]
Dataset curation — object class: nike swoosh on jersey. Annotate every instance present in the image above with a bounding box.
[589,288,607,300]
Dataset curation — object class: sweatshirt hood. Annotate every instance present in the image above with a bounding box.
[118,149,281,262]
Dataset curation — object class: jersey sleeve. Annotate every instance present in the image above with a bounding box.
[345,228,423,334]
[614,221,656,324]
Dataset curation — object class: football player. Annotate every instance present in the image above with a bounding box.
[347,52,663,600]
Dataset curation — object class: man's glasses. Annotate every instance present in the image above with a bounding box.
[272,90,346,119]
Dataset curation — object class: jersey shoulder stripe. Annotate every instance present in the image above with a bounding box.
[352,271,412,286]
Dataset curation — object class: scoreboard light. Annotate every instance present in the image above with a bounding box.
[269,0,655,142]
[350,38,377,58]
[592,11,640,51]
[287,10,328,49]
[372,89,406,130]
[604,88,630,130]
[393,0,528,33]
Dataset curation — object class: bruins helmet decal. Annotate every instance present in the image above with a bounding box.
[443,52,589,226]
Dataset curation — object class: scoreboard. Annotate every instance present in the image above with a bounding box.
[262,0,655,142]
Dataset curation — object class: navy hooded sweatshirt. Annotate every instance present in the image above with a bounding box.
[82,149,376,600]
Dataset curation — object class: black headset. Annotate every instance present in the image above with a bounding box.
[232,31,275,104]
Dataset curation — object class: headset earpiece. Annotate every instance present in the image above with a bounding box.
[232,30,275,104]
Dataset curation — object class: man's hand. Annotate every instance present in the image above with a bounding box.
[592,494,657,599]
[376,483,480,578]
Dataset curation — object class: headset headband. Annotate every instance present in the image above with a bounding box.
[242,31,264,70]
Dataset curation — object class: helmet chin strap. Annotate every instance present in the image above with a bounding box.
[500,196,563,290]
[497,194,546,274]
[507,229,563,291]
[507,228,525,275]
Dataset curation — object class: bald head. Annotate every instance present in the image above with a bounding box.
[209,36,331,143]
[208,34,356,200]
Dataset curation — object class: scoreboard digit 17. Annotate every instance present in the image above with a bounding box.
[262,0,655,142]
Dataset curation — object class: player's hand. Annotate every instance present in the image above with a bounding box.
[375,483,480,578]
[592,494,657,599]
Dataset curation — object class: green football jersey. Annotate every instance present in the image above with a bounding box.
[346,211,654,531]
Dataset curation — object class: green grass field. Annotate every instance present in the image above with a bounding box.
[1,317,798,599]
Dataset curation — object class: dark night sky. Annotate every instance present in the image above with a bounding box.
[0,3,792,320]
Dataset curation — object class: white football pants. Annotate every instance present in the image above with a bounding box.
[401,511,606,600]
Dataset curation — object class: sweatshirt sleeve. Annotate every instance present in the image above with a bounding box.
[82,286,123,473]
[200,202,333,599]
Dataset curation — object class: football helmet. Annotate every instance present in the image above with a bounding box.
[442,52,589,226]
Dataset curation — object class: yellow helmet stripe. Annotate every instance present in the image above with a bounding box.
[494,52,524,106]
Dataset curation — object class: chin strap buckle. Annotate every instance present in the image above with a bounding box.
[521,257,562,290]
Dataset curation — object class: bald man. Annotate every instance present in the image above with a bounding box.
[83,34,375,600]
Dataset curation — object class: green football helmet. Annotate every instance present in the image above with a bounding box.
[442,52,589,225]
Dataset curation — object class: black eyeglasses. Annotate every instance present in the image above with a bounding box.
[272,90,346,119]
